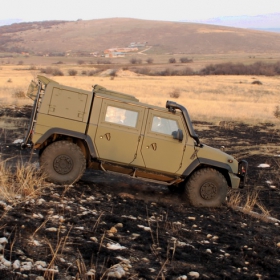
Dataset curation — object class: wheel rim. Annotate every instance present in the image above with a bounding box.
[200,182,217,200]
[53,154,73,175]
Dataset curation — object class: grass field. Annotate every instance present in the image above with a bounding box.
[0,64,280,125]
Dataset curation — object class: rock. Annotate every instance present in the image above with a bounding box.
[90,237,98,242]
[115,223,123,228]
[0,237,8,244]
[13,260,21,269]
[108,227,118,234]
[106,264,125,278]
[188,271,199,278]
[177,276,188,280]
[20,261,33,271]
[45,227,57,232]
[106,243,127,250]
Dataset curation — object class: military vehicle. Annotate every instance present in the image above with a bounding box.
[22,75,247,207]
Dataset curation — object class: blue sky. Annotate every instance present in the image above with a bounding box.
[1,0,280,22]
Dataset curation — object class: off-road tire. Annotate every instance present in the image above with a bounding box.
[184,168,228,207]
[40,140,86,185]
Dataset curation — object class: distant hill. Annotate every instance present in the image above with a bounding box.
[1,18,280,55]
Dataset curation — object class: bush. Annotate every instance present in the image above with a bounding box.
[52,68,64,76]
[273,105,280,119]
[169,58,176,63]
[54,61,64,64]
[77,60,85,65]
[130,58,142,64]
[41,67,64,76]
[68,69,78,76]
[13,90,26,98]
[146,58,154,64]
[29,65,37,70]
[199,61,280,76]
[88,69,100,76]
[252,80,262,85]
[17,60,24,65]
[169,89,181,98]
[180,57,193,63]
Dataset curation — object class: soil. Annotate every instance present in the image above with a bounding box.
[0,105,280,280]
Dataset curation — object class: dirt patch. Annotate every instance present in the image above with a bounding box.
[0,106,280,279]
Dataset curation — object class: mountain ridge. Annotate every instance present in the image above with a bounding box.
[1,18,280,55]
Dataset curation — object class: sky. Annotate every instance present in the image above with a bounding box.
[1,0,280,22]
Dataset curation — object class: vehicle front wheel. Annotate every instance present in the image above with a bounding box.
[40,141,86,185]
[184,168,228,207]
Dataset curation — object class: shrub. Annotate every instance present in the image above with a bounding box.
[133,67,152,75]
[52,68,64,76]
[54,61,63,64]
[77,60,85,65]
[17,60,24,65]
[13,90,26,98]
[29,65,37,70]
[68,69,78,76]
[130,58,142,64]
[41,67,64,76]
[252,80,262,85]
[88,69,100,76]
[169,58,176,63]
[180,57,193,63]
[0,160,46,202]
[273,105,280,119]
[7,78,12,83]
[169,89,181,98]
[199,61,280,76]
[146,58,154,64]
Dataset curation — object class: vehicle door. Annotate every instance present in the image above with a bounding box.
[94,100,145,165]
[141,110,186,174]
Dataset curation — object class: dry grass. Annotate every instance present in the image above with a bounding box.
[1,65,280,125]
[0,159,46,203]
[227,189,271,221]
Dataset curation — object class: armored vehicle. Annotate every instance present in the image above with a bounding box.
[22,76,247,207]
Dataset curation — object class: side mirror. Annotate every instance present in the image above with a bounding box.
[172,129,184,142]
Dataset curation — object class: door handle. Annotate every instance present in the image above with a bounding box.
[146,143,157,151]
[100,133,111,141]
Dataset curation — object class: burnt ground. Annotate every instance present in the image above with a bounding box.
[0,105,280,280]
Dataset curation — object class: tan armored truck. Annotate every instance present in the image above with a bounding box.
[22,75,247,207]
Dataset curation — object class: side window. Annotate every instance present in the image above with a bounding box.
[105,106,138,128]
[151,116,178,135]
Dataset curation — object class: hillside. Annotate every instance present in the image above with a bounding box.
[1,18,280,55]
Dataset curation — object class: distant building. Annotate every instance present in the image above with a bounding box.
[105,52,125,58]
[90,52,99,57]
[128,42,148,47]
[103,47,138,57]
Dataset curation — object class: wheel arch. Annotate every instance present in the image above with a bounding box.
[36,128,97,164]
[183,159,232,187]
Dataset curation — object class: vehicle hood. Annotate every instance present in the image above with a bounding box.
[196,144,238,173]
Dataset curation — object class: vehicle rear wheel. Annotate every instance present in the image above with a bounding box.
[40,140,86,185]
[184,168,228,207]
